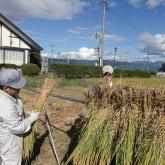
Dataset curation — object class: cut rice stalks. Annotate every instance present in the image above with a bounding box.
[23,77,55,162]
[65,82,165,165]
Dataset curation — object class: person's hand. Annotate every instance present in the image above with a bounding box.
[28,112,40,124]
[24,109,31,114]
[23,108,31,117]
[30,112,40,121]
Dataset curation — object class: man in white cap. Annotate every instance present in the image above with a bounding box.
[102,65,113,87]
[92,65,114,97]
[0,68,40,165]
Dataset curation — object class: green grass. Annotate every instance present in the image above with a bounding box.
[24,75,165,90]
[114,77,165,88]
[24,75,46,89]
[57,78,97,88]
[58,77,165,89]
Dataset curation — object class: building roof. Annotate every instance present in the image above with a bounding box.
[0,13,43,51]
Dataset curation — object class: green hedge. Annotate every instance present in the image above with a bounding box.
[0,63,17,69]
[114,69,153,78]
[50,63,154,78]
[21,63,40,76]
[50,63,102,78]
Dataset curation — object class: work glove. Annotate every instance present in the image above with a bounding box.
[23,108,31,118]
[27,112,40,124]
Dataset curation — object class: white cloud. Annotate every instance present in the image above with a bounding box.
[109,1,117,8]
[67,29,82,35]
[42,47,96,60]
[78,47,96,60]
[139,32,165,55]
[42,46,165,62]
[128,0,165,8]
[146,0,165,9]
[92,25,102,31]
[105,34,126,42]
[67,26,88,35]
[0,0,88,21]
[128,0,141,7]
[102,51,146,62]
[64,47,96,60]
[67,26,126,42]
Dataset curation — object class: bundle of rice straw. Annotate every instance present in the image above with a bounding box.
[23,77,55,162]
[65,82,165,165]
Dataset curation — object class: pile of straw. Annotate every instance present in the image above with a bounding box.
[23,78,55,162]
[66,82,165,165]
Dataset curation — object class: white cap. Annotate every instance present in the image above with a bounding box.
[102,65,113,74]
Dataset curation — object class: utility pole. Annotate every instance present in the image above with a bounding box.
[50,45,54,63]
[95,33,102,66]
[94,47,99,66]
[67,50,70,64]
[146,46,150,71]
[114,47,117,67]
[57,52,60,63]
[100,0,109,67]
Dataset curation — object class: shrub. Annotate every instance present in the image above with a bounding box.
[0,63,17,69]
[21,63,40,76]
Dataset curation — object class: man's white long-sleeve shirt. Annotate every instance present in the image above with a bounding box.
[0,90,31,155]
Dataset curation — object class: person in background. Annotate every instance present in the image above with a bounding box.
[16,66,22,75]
[0,68,40,165]
[91,65,114,98]
[102,65,114,87]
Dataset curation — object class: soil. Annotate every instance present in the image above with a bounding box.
[21,88,87,165]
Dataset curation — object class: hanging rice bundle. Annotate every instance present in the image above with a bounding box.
[23,77,55,162]
[65,81,165,165]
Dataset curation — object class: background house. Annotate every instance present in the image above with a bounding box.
[0,13,43,66]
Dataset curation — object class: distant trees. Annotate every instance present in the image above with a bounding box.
[159,63,165,72]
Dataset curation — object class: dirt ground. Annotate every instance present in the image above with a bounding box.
[21,88,87,165]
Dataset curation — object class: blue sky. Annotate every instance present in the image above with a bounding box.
[1,0,165,62]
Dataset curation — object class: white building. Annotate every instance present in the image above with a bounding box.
[0,13,43,66]
[156,72,165,77]
[41,56,49,73]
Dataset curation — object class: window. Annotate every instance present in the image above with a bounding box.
[5,50,24,65]
[0,49,4,63]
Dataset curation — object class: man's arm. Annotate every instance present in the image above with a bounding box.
[0,104,39,135]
